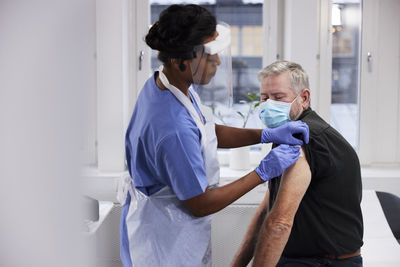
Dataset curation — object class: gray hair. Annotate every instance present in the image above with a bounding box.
[257,60,310,94]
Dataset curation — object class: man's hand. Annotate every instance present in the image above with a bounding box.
[255,144,300,182]
[261,121,309,145]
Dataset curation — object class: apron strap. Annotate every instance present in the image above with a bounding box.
[117,172,135,206]
[158,65,207,150]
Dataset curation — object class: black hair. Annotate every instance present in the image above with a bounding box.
[145,4,217,71]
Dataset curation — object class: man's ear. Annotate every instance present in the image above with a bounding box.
[300,89,311,108]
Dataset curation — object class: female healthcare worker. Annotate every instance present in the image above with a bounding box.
[119,4,309,267]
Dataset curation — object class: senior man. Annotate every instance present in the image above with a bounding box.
[232,61,363,267]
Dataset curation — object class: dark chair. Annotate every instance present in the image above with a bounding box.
[376,191,400,244]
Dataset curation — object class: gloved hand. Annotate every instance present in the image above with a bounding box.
[255,144,300,182]
[261,121,309,145]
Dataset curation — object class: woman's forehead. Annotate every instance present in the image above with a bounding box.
[202,31,218,44]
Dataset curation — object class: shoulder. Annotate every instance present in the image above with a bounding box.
[156,122,201,153]
[301,109,349,151]
[126,75,201,150]
[300,109,358,178]
[300,109,330,137]
[298,110,333,174]
[137,74,200,133]
[300,109,335,153]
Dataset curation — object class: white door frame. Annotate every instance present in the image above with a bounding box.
[359,0,400,166]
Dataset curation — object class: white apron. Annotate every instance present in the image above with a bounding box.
[118,66,220,267]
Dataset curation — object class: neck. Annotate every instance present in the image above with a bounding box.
[161,66,191,98]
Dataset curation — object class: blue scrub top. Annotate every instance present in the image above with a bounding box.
[125,71,208,200]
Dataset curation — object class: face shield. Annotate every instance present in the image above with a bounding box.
[189,23,233,108]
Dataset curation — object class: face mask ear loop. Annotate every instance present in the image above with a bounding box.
[291,92,301,104]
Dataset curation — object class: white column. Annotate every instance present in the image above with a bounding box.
[96,0,151,172]
[96,0,126,172]
[317,0,332,122]
[283,0,329,120]
[263,0,281,65]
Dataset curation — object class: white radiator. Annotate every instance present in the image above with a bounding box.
[211,205,258,267]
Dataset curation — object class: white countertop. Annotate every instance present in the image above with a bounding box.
[81,166,400,203]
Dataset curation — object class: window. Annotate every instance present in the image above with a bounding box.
[330,0,362,150]
[149,0,264,130]
[91,0,400,174]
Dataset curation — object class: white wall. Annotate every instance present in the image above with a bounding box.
[0,0,96,266]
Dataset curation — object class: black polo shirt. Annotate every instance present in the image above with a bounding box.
[268,108,363,257]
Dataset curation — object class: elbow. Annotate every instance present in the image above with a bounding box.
[190,209,205,217]
[183,188,225,217]
[186,204,212,217]
[187,202,220,217]
[183,188,217,217]
[264,217,293,239]
[190,208,210,217]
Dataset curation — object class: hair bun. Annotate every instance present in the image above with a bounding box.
[145,21,163,51]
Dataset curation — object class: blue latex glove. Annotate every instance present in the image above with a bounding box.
[261,121,309,145]
[255,144,300,182]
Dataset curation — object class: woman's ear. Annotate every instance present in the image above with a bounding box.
[171,58,188,72]
[170,58,179,70]
[178,59,187,71]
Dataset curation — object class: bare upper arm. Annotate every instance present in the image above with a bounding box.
[263,188,270,207]
[260,188,270,213]
[269,147,311,224]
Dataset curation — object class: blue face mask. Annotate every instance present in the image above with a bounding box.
[259,96,298,128]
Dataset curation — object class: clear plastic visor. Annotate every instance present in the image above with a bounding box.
[189,23,233,108]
